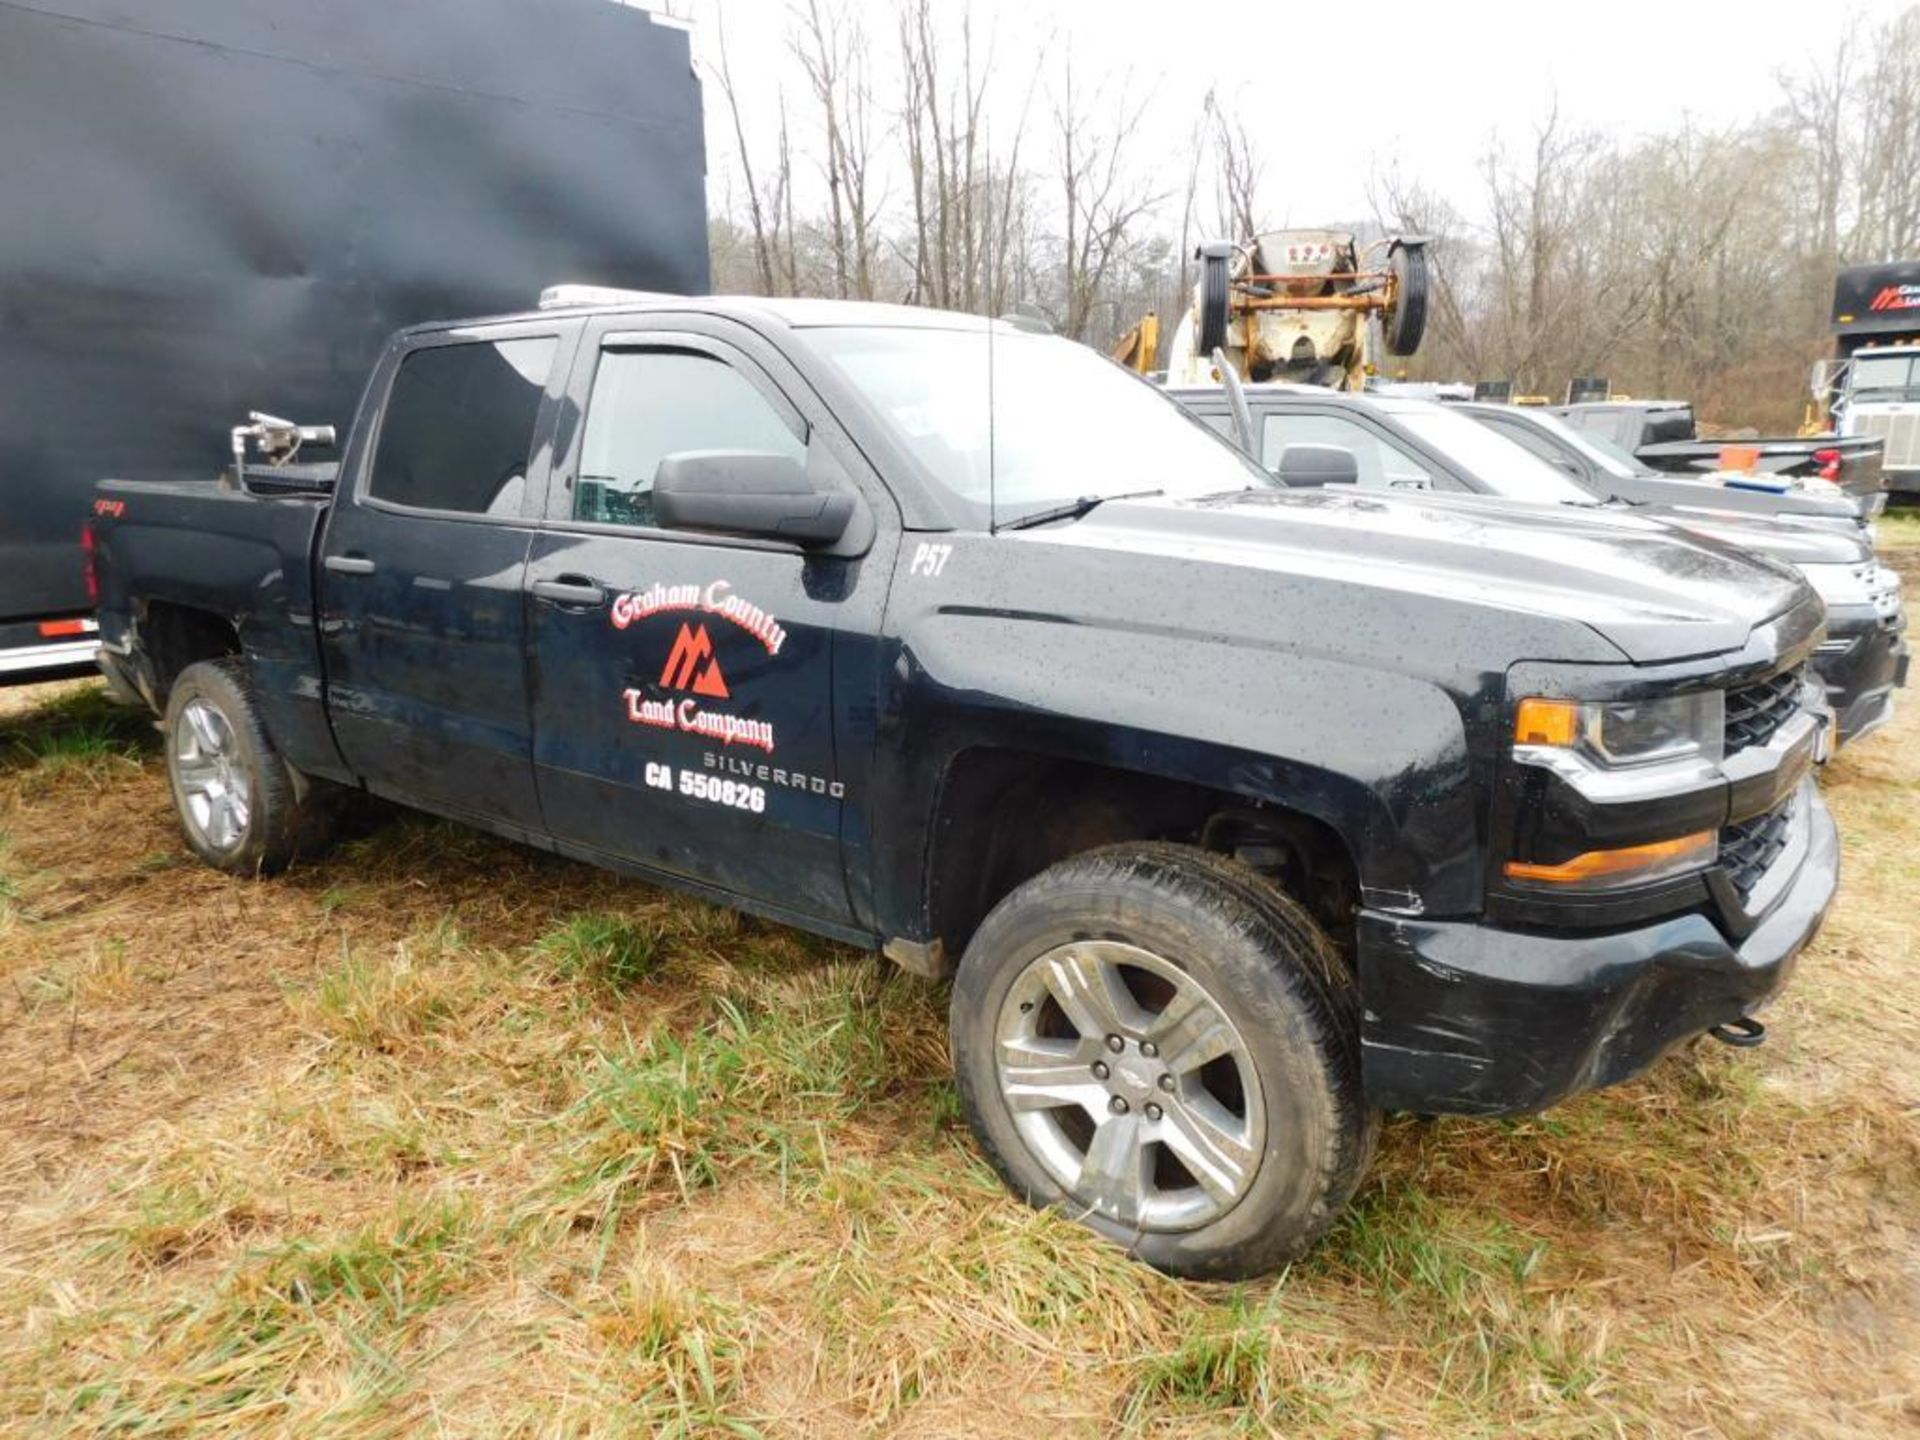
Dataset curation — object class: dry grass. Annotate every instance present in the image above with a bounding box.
[1,529,1918,1436]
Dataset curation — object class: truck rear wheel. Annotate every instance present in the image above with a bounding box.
[163,659,333,874]
[950,842,1376,1278]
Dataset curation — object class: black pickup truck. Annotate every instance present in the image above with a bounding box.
[91,295,1839,1278]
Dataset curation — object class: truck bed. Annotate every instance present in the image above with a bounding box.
[91,476,331,763]
[1636,435,1885,499]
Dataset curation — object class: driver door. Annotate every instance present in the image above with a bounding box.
[523,318,889,929]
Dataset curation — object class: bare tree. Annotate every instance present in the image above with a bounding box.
[713,8,778,295]
[1853,9,1920,260]
[1053,56,1161,342]
[700,0,1920,430]
[1212,101,1263,242]
[792,0,880,298]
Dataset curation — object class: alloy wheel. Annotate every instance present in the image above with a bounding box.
[993,940,1265,1232]
[174,698,251,852]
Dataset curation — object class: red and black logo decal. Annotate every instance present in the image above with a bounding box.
[659,622,730,697]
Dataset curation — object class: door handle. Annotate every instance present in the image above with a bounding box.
[324,554,377,575]
[530,575,608,608]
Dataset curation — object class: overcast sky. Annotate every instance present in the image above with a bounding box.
[674,0,1914,228]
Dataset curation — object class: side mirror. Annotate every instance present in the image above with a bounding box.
[653,450,855,546]
[1275,444,1359,487]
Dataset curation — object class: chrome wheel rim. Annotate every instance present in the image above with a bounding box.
[994,941,1265,1232]
[174,699,250,852]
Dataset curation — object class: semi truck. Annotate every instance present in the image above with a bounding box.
[0,0,708,682]
[1818,260,1920,496]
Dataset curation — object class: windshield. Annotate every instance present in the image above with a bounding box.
[1391,407,1602,505]
[1516,407,1649,479]
[802,326,1272,523]
[1849,352,1920,399]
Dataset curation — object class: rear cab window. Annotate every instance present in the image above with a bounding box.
[368,336,559,516]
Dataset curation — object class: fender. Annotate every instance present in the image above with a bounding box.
[869,607,1484,941]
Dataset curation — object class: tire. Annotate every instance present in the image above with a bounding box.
[951,842,1377,1279]
[163,658,333,874]
[1386,242,1429,357]
[1197,245,1233,357]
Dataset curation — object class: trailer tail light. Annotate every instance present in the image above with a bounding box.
[1812,447,1842,482]
[81,520,99,604]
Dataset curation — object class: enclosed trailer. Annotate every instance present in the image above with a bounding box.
[0,0,709,680]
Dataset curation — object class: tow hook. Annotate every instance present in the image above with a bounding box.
[1709,1016,1767,1048]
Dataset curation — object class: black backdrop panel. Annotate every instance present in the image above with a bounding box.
[0,0,708,617]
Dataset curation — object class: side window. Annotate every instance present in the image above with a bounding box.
[1260,412,1432,490]
[369,337,556,515]
[574,348,807,528]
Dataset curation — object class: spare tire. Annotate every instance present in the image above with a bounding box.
[1197,244,1233,357]
[1386,242,1429,357]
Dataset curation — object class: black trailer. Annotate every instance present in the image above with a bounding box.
[1832,260,1920,356]
[0,0,708,683]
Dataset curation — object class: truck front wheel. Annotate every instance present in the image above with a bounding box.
[950,842,1376,1278]
[163,659,333,875]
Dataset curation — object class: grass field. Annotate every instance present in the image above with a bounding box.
[2,518,1917,1437]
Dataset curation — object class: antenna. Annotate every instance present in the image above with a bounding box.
[986,117,998,535]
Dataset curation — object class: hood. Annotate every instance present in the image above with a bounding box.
[1026,486,1812,665]
[1642,506,1872,565]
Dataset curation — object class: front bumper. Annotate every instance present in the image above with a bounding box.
[1818,607,1909,745]
[1357,776,1838,1116]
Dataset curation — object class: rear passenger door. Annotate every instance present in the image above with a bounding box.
[523,316,892,928]
[318,324,569,831]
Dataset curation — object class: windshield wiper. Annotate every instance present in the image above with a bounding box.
[997,488,1165,531]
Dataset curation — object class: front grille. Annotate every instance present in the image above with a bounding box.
[1895,412,1920,469]
[1721,804,1794,900]
[1724,665,1804,754]
[1854,411,1920,468]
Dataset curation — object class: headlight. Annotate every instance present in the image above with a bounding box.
[1514,691,1725,768]
[1507,691,1725,892]
[1798,561,1873,609]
